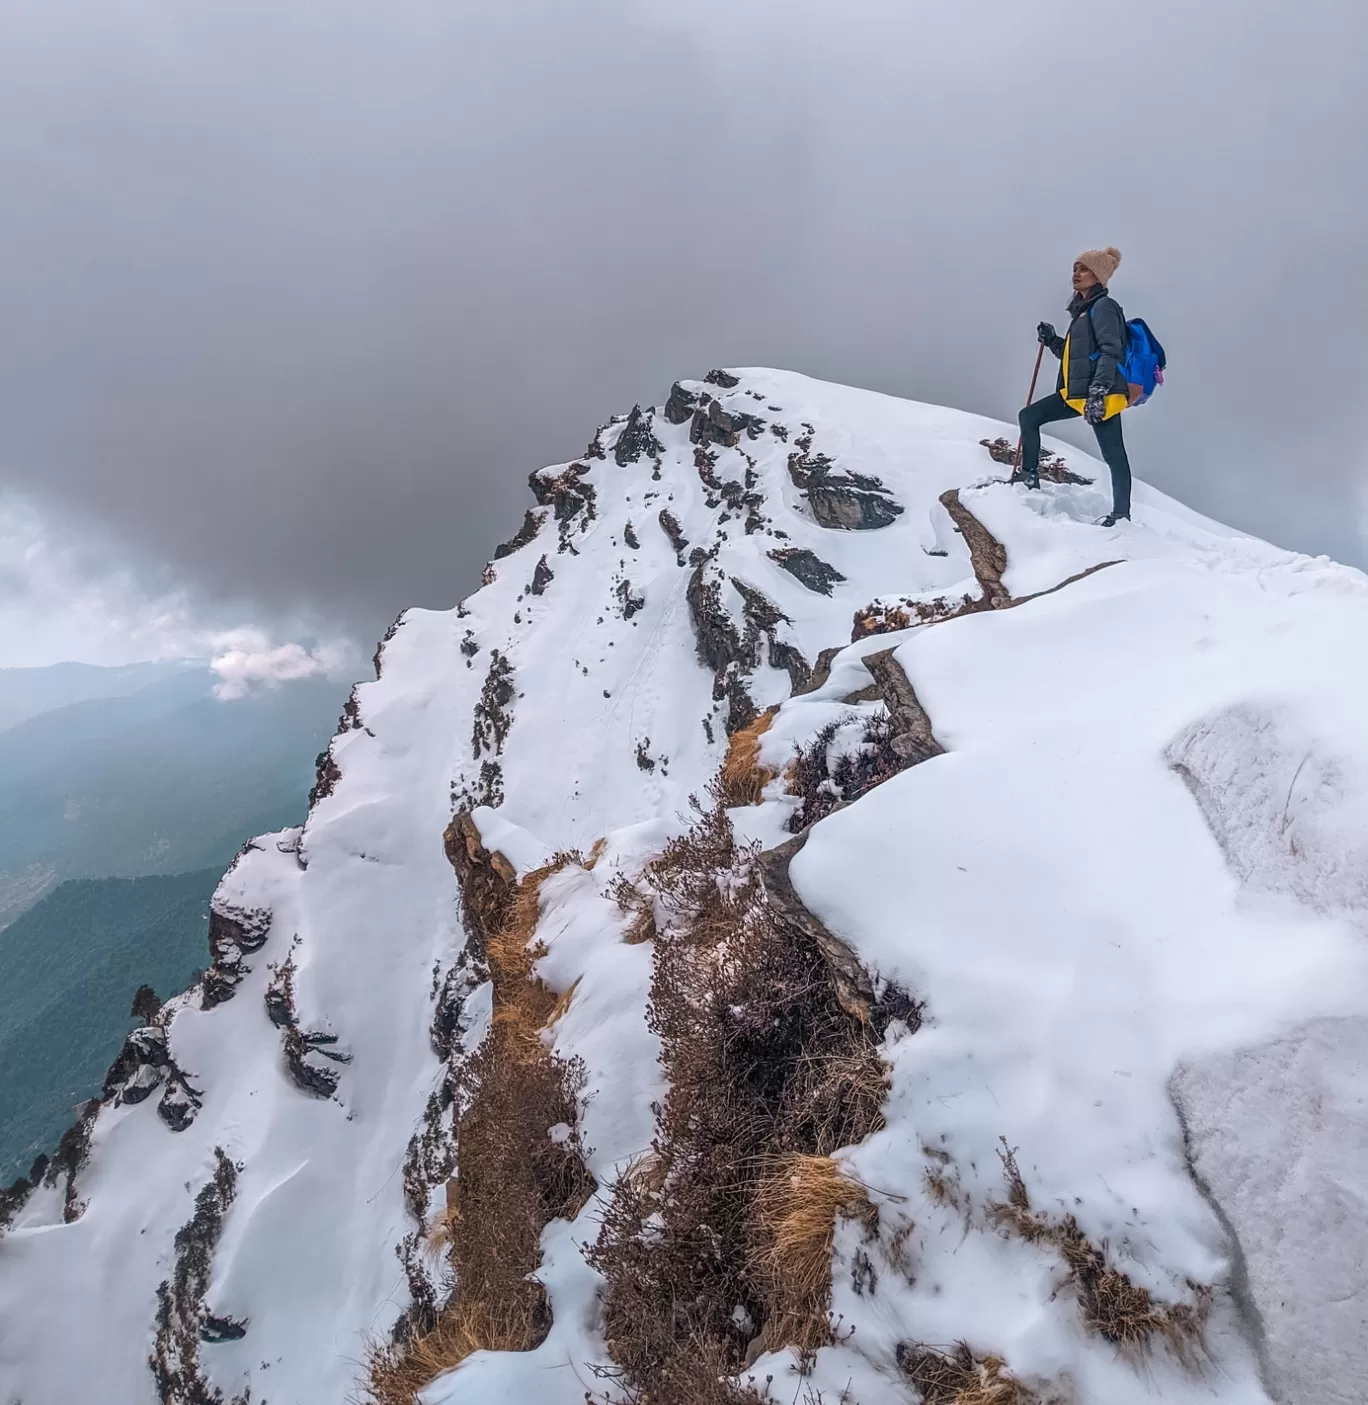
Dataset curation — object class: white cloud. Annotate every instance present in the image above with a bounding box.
[0,492,358,687]
[0,493,201,666]
[209,629,352,699]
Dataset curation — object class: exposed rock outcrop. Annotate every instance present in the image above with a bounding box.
[443,811,517,964]
[493,508,545,559]
[788,432,903,530]
[613,404,663,466]
[768,546,847,595]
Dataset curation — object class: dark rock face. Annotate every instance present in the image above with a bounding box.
[199,968,239,1011]
[150,1148,244,1404]
[686,566,748,679]
[767,638,812,694]
[687,567,810,731]
[685,565,759,735]
[663,381,701,425]
[788,434,903,530]
[769,547,847,596]
[2,1099,99,1230]
[103,1025,170,1104]
[309,747,342,807]
[157,1075,204,1133]
[704,368,741,388]
[688,399,766,449]
[529,555,555,596]
[265,955,350,1098]
[443,810,518,964]
[211,906,272,959]
[373,612,405,681]
[200,903,273,1010]
[201,1314,249,1344]
[613,405,663,466]
[938,489,1009,608]
[616,579,645,619]
[805,473,904,530]
[284,1029,348,1098]
[731,579,811,694]
[493,509,545,560]
[863,648,945,765]
[264,986,292,1030]
[528,463,597,548]
[471,650,515,760]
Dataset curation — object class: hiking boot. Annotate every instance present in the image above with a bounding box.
[1096,512,1130,527]
[1011,468,1040,490]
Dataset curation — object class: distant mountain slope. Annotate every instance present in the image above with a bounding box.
[0,660,201,734]
[0,672,344,903]
[0,869,219,1182]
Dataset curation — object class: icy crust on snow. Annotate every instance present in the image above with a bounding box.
[4,367,1367,1405]
[1167,701,1368,1404]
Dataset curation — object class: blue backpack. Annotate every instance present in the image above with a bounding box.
[1089,304,1167,406]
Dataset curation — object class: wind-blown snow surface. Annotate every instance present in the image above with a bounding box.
[3,368,1366,1404]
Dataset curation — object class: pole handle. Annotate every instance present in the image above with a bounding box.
[1013,342,1047,472]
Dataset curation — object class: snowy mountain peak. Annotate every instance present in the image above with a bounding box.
[4,368,1367,1405]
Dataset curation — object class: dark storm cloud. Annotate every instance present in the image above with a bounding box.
[1,0,1364,649]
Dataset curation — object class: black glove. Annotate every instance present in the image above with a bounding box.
[1084,384,1108,425]
[1037,321,1057,345]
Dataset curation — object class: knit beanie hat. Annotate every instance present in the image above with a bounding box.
[1077,246,1122,286]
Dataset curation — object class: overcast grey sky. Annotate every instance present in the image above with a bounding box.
[1,0,1365,661]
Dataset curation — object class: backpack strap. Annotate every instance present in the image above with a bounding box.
[1085,296,1126,363]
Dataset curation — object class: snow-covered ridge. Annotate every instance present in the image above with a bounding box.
[2,368,1366,1405]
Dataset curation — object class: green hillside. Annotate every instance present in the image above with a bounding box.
[0,672,341,888]
[0,870,220,1182]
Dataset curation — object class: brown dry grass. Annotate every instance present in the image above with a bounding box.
[990,1140,1210,1366]
[716,707,778,807]
[589,803,891,1401]
[851,593,978,642]
[367,857,593,1405]
[897,1342,1038,1404]
[749,1155,877,1355]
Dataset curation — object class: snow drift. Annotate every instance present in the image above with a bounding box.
[2,368,1366,1405]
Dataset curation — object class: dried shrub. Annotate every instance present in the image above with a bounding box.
[990,1140,1210,1365]
[589,804,890,1399]
[852,592,978,642]
[608,872,657,946]
[787,712,905,832]
[980,436,1093,484]
[368,859,594,1405]
[717,707,778,807]
[896,1342,1037,1404]
[748,1155,877,1356]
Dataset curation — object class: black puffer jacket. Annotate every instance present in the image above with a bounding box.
[1043,287,1128,399]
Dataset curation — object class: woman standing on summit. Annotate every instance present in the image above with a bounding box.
[1016,247,1133,527]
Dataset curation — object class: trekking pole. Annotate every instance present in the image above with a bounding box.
[1012,342,1046,475]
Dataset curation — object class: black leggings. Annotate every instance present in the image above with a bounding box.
[1018,394,1131,518]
